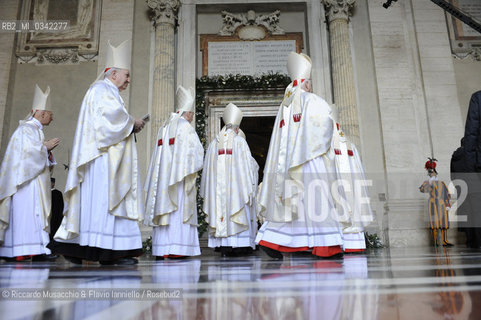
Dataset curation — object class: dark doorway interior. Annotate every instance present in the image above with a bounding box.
[221,116,276,182]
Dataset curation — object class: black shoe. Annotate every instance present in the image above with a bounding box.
[101,257,139,265]
[232,247,254,256]
[155,256,164,261]
[64,256,82,265]
[1,257,19,262]
[443,242,454,247]
[260,246,283,260]
[32,254,58,262]
[220,246,235,257]
[115,258,138,265]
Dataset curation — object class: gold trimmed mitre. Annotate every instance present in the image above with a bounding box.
[287,51,312,80]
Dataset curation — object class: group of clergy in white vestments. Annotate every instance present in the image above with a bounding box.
[0,39,374,264]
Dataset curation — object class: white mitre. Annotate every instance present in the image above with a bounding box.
[176,86,195,114]
[222,103,243,126]
[282,52,312,107]
[25,84,51,119]
[287,51,312,80]
[219,103,243,149]
[95,39,131,83]
[105,39,131,71]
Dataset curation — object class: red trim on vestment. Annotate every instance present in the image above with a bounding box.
[280,119,285,128]
[169,138,175,145]
[104,68,111,73]
[312,245,342,257]
[157,139,163,146]
[259,240,342,257]
[14,255,33,261]
[347,150,354,156]
[293,114,301,122]
[218,149,233,155]
[259,240,308,252]
[163,255,185,258]
[334,149,342,155]
[293,79,305,87]
[344,248,365,253]
[336,123,340,131]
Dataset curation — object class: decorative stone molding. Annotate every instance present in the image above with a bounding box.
[322,0,356,23]
[147,0,180,27]
[452,48,481,61]
[445,2,481,63]
[17,48,97,65]
[204,88,286,146]
[219,10,285,40]
[472,48,481,61]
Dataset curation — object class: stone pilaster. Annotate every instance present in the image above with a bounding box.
[0,1,19,157]
[147,0,180,144]
[322,0,360,147]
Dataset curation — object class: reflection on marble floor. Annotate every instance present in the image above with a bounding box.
[2,246,481,319]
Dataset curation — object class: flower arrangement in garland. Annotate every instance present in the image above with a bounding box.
[142,235,152,254]
[196,73,291,91]
[194,73,290,237]
[365,232,383,248]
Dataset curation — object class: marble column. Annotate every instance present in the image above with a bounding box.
[147,0,180,144]
[322,0,360,147]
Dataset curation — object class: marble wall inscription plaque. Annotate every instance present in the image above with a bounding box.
[200,33,303,76]
[208,40,295,76]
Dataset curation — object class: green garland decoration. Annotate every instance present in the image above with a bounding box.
[197,73,291,91]
[195,73,291,237]
[365,232,383,248]
[142,235,152,255]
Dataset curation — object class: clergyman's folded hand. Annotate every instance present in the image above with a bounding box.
[133,119,145,133]
[44,138,60,151]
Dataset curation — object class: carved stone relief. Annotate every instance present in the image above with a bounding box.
[219,10,285,40]
[146,0,181,27]
[446,0,481,61]
[16,0,101,65]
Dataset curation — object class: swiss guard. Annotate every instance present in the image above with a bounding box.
[419,158,453,246]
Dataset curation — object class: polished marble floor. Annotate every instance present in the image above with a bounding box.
[1,246,481,320]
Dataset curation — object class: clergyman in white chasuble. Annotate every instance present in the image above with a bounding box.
[330,112,375,253]
[0,84,60,261]
[200,103,259,256]
[144,86,204,259]
[49,40,146,265]
[255,52,345,259]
